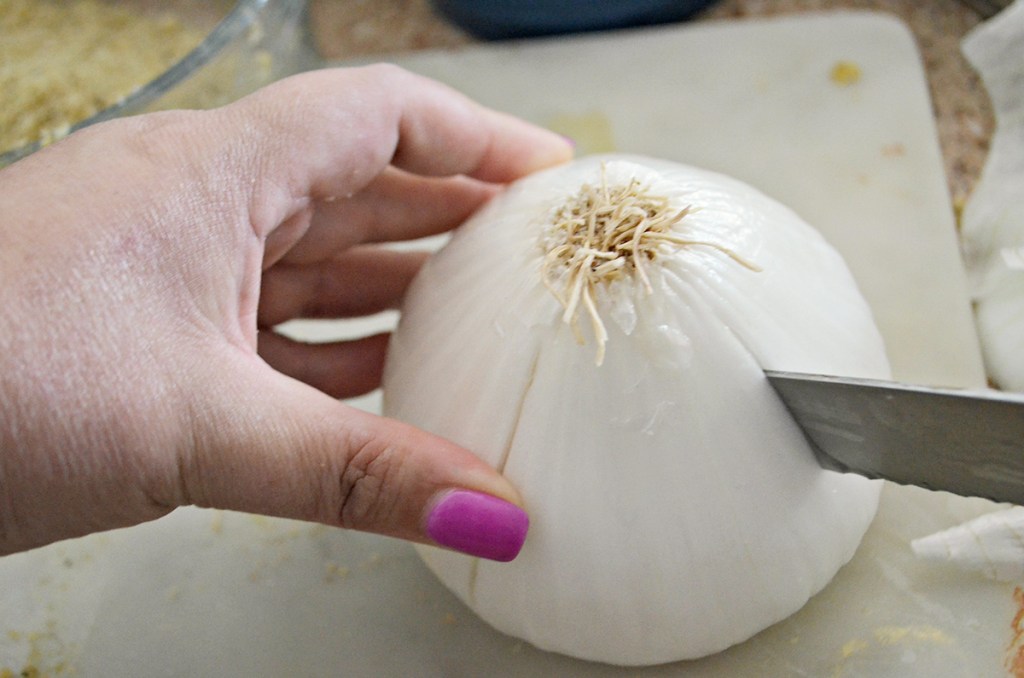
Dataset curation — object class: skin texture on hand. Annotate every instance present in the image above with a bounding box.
[0,65,572,557]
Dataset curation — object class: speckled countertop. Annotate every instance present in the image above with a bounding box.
[307,0,998,211]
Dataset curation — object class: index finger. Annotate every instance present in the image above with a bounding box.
[221,64,573,235]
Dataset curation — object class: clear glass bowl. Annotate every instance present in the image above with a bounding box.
[1,0,316,167]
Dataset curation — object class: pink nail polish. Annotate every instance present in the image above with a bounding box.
[425,490,529,562]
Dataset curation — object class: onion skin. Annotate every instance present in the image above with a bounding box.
[912,506,1024,582]
[383,156,890,666]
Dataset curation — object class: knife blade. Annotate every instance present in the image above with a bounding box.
[764,370,1024,505]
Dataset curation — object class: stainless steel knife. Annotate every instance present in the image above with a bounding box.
[764,370,1024,505]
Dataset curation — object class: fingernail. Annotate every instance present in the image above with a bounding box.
[560,134,577,150]
[425,490,529,562]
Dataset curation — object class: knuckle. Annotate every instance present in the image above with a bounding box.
[357,62,411,87]
[333,434,402,531]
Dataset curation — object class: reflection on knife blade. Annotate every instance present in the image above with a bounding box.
[765,370,1024,505]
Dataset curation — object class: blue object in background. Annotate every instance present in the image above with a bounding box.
[432,0,721,40]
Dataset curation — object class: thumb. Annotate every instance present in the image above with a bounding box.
[181,364,529,562]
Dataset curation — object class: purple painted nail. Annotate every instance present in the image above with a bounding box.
[425,490,529,562]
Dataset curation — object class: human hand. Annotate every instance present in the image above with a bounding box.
[0,65,572,558]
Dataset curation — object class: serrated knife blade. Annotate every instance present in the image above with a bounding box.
[765,370,1024,505]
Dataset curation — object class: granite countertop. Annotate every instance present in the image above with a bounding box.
[307,0,996,212]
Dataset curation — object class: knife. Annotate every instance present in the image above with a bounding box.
[764,370,1024,505]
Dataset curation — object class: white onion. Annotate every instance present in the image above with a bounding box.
[382,156,890,665]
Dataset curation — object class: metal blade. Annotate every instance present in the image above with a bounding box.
[765,370,1024,505]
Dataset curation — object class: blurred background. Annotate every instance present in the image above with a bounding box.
[0,0,1001,209]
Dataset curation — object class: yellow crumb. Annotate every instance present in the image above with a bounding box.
[953,195,967,229]
[881,142,906,157]
[324,562,350,582]
[840,638,868,658]
[830,61,862,86]
[873,625,953,646]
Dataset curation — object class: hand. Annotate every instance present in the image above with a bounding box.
[0,65,572,558]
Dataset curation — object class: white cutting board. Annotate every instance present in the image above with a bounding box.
[0,12,1010,678]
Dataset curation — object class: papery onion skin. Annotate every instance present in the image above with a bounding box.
[382,155,890,666]
[912,506,1024,583]
[959,1,1024,393]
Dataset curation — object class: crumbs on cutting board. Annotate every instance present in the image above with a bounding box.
[841,638,870,659]
[209,510,224,534]
[873,626,954,646]
[359,552,383,571]
[1,619,73,677]
[829,60,862,86]
[882,142,907,158]
[323,562,350,583]
[830,625,957,677]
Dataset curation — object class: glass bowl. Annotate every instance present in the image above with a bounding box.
[1,0,316,167]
